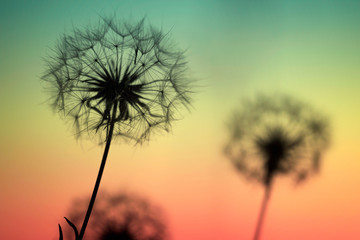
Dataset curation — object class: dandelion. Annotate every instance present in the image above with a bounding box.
[65,191,168,240]
[224,93,330,240]
[42,16,191,240]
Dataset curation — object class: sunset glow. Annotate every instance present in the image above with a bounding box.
[1,1,360,239]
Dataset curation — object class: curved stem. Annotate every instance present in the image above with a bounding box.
[78,104,118,240]
[253,185,272,240]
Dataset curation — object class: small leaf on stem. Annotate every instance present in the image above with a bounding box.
[58,224,63,240]
[65,216,79,239]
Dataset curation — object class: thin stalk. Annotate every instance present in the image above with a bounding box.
[78,103,118,240]
[253,185,272,240]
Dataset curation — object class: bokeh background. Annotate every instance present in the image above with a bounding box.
[1,0,360,239]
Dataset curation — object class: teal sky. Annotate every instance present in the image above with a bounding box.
[2,0,360,100]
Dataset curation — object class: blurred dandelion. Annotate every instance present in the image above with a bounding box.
[42,16,191,240]
[224,93,330,240]
[65,191,168,240]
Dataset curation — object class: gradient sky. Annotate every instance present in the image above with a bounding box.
[1,0,360,239]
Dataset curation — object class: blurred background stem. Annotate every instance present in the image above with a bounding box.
[253,184,272,240]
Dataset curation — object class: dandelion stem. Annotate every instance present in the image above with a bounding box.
[78,103,118,240]
[253,184,272,240]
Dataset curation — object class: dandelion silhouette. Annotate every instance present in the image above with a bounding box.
[64,191,168,240]
[224,93,330,240]
[42,16,191,240]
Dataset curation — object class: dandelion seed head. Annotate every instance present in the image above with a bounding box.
[224,93,330,186]
[66,191,168,240]
[42,17,191,144]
